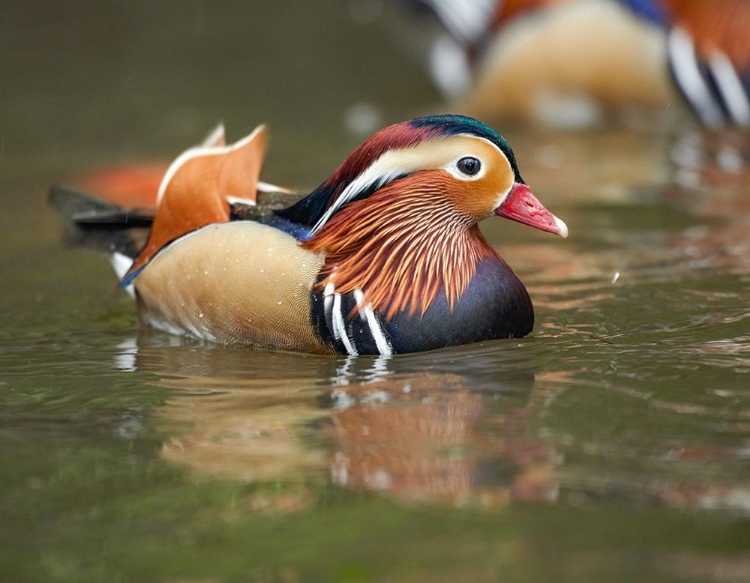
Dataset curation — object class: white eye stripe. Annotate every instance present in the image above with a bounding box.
[311,134,507,233]
[310,155,411,235]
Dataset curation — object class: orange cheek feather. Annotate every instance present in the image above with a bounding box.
[444,153,515,220]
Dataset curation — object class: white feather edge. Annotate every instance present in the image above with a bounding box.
[155,123,267,206]
[110,252,136,299]
[201,122,226,148]
[225,181,294,207]
[354,289,392,357]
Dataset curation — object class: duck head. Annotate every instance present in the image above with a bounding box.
[279,114,567,322]
[278,114,567,237]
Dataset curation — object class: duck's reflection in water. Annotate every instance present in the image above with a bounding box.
[120,337,560,509]
[116,329,750,516]
[326,356,558,507]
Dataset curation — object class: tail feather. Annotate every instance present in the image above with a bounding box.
[48,185,153,257]
[49,121,303,291]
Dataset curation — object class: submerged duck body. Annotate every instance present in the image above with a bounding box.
[64,115,568,356]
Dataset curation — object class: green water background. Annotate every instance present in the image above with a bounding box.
[2,2,750,581]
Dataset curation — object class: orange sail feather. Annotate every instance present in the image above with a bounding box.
[123,125,268,280]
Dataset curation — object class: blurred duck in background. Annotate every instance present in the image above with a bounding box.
[397,0,750,127]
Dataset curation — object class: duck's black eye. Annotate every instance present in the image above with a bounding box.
[457,156,481,176]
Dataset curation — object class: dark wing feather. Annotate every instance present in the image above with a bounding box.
[48,185,309,255]
[48,185,154,256]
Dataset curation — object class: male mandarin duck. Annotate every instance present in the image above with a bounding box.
[51,115,567,356]
[402,0,750,127]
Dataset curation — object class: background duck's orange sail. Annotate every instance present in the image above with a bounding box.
[77,165,166,209]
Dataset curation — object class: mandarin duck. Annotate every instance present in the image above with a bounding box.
[50,115,567,356]
[401,0,750,127]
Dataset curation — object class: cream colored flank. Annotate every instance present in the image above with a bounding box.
[135,221,333,354]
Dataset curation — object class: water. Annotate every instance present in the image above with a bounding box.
[2,2,750,581]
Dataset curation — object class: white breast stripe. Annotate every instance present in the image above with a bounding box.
[324,282,335,326]
[354,289,392,357]
[668,27,726,126]
[709,50,750,127]
[333,293,358,356]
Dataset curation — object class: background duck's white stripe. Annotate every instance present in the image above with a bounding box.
[419,0,496,43]
[708,51,750,127]
[430,35,472,98]
[668,27,726,126]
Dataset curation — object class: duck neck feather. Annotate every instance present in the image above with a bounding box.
[301,172,502,321]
